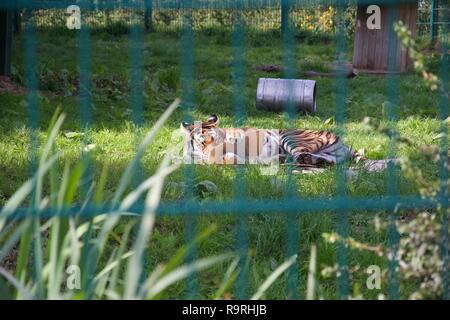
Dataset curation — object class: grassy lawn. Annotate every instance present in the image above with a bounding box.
[0,28,444,299]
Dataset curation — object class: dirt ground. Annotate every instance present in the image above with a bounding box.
[0,76,26,95]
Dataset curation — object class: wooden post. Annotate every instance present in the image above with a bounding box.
[0,9,14,76]
[352,2,418,73]
[144,0,153,31]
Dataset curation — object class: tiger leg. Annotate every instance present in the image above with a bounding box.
[289,141,353,167]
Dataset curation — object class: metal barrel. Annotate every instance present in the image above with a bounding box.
[256,78,317,113]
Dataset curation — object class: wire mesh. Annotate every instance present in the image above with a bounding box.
[0,0,448,300]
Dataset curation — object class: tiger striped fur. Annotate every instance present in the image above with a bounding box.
[181,114,395,172]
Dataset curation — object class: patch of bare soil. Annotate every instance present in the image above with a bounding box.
[253,64,283,73]
[0,248,18,273]
[0,76,26,95]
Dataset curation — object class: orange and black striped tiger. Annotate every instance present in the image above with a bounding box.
[181,114,395,172]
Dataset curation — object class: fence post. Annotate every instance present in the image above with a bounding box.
[281,0,289,34]
[0,9,14,77]
[430,0,439,43]
[14,9,21,34]
[144,0,153,31]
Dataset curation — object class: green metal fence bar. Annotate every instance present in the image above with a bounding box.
[334,0,350,299]
[129,9,148,292]
[144,0,153,31]
[77,0,96,299]
[6,196,444,221]
[281,0,300,300]
[385,4,401,300]
[232,8,249,300]
[430,0,438,41]
[23,10,40,300]
[130,18,144,128]
[180,0,199,299]
[281,0,290,34]
[438,4,449,300]
[1,0,449,300]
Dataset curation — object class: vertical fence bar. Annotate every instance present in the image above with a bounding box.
[281,0,289,34]
[430,0,438,43]
[334,0,349,300]
[180,0,198,299]
[24,6,38,170]
[4,0,448,301]
[438,7,449,300]
[79,4,92,138]
[281,0,300,300]
[23,5,39,299]
[77,0,96,299]
[144,0,153,31]
[232,7,249,300]
[129,6,147,288]
[130,17,144,128]
[386,4,400,300]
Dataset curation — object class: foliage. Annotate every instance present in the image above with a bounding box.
[319,24,449,300]
[322,211,448,299]
[394,21,445,94]
[1,21,445,299]
[0,101,296,300]
[0,100,233,299]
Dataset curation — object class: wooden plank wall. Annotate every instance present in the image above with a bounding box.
[353,3,418,73]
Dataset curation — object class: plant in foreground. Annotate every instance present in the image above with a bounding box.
[0,99,296,299]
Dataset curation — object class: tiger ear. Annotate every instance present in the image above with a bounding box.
[203,114,219,128]
[180,122,192,135]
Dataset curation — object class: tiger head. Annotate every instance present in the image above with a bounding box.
[180,114,224,162]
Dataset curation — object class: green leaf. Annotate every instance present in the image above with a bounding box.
[251,254,298,300]
[93,163,109,205]
[162,224,218,277]
[324,117,334,125]
[212,257,240,300]
[0,267,33,300]
[64,131,85,139]
[146,254,233,299]
[111,98,180,208]
[63,161,85,205]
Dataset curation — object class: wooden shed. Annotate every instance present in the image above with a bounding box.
[352,1,418,73]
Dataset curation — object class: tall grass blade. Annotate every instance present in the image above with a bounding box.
[106,221,135,296]
[93,163,109,205]
[212,257,240,300]
[84,100,180,294]
[161,224,217,277]
[251,254,298,300]
[111,98,180,209]
[124,154,172,299]
[0,221,30,263]
[146,254,233,299]
[0,267,33,300]
[306,244,317,300]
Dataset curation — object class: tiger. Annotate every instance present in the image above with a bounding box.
[181,114,396,172]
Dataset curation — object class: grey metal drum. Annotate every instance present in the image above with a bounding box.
[256,78,317,113]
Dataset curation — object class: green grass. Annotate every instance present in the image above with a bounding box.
[0,29,445,299]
